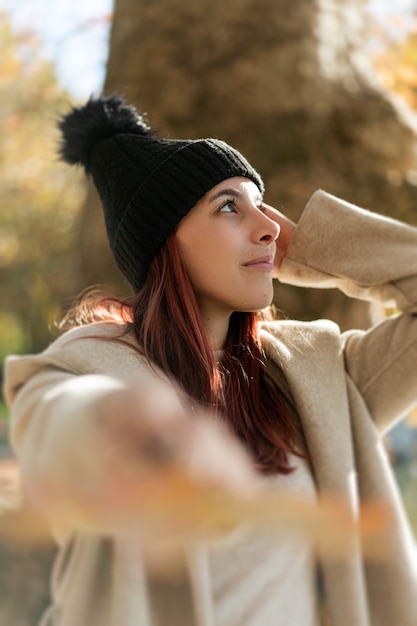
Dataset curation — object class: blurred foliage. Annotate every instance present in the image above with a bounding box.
[372,13,417,110]
[0,402,7,421]
[0,11,86,368]
[374,7,417,530]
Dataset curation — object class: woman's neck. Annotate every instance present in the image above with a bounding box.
[200,311,231,351]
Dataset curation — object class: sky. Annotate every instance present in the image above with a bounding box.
[1,0,415,99]
[1,0,113,98]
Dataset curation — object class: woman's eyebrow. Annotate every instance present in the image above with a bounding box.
[209,188,242,202]
[208,188,263,204]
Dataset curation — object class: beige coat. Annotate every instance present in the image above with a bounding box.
[4,190,417,626]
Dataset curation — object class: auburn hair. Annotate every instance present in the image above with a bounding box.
[63,233,301,474]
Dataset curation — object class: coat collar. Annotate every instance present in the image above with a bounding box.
[259,320,357,503]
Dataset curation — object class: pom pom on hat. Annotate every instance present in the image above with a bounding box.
[58,94,265,291]
[58,95,152,171]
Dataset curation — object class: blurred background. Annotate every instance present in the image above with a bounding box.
[1,0,417,623]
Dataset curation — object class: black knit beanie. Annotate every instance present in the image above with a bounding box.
[58,95,264,291]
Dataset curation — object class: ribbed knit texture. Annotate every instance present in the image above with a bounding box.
[58,96,264,290]
[90,133,264,290]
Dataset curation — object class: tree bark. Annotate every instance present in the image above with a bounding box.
[77,0,417,327]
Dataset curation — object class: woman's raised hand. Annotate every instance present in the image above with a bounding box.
[263,203,296,274]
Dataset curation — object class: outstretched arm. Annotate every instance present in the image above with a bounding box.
[5,358,258,544]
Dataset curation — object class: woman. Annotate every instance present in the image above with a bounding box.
[4,95,417,626]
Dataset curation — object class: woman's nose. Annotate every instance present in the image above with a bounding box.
[254,212,280,244]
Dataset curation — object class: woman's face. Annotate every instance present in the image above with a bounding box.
[176,177,280,322]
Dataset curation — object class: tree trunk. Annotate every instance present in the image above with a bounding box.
[77,0,417,327]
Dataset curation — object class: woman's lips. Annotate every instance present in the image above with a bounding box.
[243,256,274,271]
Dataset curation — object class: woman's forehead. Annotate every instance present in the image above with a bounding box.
[205,177,263,204]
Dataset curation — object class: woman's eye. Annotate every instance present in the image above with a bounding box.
[219,200,237,213]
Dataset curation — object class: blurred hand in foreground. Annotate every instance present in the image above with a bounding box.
[35,378,259,543]
[0,378,392,565]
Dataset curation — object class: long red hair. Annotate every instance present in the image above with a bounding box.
[64,233,301,474]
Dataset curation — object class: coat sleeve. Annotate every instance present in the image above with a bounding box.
[2,325,185,540]
[278,190,417,432]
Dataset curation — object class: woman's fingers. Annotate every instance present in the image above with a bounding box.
[263,203,296,273]
[66,383,260,538]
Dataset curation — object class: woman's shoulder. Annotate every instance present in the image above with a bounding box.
[4,322,145,402]
[259,317,341,340]
[48,321,142,366]
[47,320,133,347]
[258,318,347,385]
[258,317,343,356]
